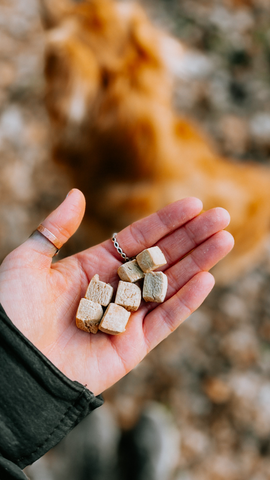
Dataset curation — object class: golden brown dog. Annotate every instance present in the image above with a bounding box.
[41,0,270,283]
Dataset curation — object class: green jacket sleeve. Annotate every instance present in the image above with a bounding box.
[0,304,103,480]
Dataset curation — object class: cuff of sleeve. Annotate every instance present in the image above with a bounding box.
[0,304,103,470]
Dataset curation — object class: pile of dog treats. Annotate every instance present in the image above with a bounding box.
[76,246,168,335]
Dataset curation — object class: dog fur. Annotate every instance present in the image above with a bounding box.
[41,0,270,283]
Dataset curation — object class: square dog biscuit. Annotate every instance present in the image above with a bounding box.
[136,246,167,273]
[85,274,113,306]
[76,298,103,334]
[118,259,144,283]
[115,280,141,312]
[143,272,168,303]
[99,303,131,335]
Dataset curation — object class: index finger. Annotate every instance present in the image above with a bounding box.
[105,197,203,261]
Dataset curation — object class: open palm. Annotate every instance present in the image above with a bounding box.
[0,189,233,396]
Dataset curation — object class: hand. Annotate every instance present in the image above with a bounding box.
[0,189,233,395]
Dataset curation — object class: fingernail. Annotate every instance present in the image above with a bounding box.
[66,189,74,198]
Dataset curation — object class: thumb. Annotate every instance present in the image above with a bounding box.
[22,188,86,262]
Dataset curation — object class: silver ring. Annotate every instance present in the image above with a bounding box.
[111,233,133,262]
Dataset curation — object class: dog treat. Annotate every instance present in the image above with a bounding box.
[76,246,168,335]
[76,298,104,334]
[118,259,144,283]
[136,246,167,273]
[115,280,141,312]
[143,271,168,303]
[85,274,113,306]
[99,303,131,335]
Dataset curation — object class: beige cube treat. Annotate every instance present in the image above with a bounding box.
[115,280,141,312]
[76,298,103,334]
[85,274,113,306]
[143,272,168,303]
[118,259,144,283]
[99,303,131,335]
[136,246,167,273]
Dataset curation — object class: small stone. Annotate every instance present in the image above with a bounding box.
[115,280,141,312]
[99,303,131,335]
[143,272,168,303]
[85,274,113,306]
[118,259,144,282]
[136,247,167,273]
[76,298,103,334]
[203,377,231,404]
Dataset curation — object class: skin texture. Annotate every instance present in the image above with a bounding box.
[0,189,234,396]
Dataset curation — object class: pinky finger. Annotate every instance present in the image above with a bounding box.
[143,271,215,352]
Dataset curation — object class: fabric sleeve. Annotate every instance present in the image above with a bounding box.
[0,304,103,480]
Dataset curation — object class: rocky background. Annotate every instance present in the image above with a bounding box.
[2,0,270,479]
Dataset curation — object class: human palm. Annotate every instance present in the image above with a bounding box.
[0,189,233,395]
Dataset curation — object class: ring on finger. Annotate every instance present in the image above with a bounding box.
[35,224,63,256]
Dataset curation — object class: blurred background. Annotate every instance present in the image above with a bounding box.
[2,0,270,479]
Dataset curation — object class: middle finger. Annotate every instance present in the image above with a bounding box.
[157,207,231,270]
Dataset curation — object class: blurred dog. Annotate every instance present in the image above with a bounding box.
[40,0,270,283]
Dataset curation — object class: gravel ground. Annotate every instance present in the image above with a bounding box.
[2,1,270,479]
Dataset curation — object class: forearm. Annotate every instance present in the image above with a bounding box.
[0,304,103,479]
